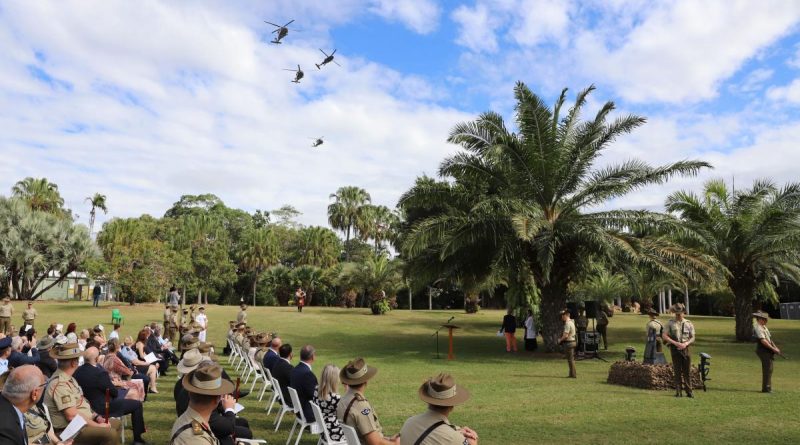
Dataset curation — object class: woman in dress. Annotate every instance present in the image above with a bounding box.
[123,335,159,393]
[102,338,146,402]
[313,364,343,441]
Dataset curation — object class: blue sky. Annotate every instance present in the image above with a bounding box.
[2,0,800,229]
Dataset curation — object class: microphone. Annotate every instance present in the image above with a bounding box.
[447,316,455,324]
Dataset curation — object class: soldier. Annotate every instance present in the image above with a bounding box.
[163,303,171,328]
[237,304,248,324]
[644,308,663,364]
[181,308,192,332]
[168,305,180,342]
[399,373,478,445]
[22,301,37,330]
[596,303,610,350]
[753,311,781,393]
[662,303,695,398]
[558,309,577,378]
[181,334,200,354]
[169,363,234,445]
[234,323,246,347]
[253,334,270,365]
[0,297,14,335]
[44,342,122,445]
[337,358,399,445]
[575,307,588,355]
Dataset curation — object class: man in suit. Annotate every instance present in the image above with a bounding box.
[290,344,317,421]
[0,365,47,444]
[8,336,39,368]
[73,347,149,445]
[271,343,294,407]
[263,336,282,371]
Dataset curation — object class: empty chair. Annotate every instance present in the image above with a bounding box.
[341,424,361,445]
[111,308,123,324]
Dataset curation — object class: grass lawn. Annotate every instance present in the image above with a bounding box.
[12,301,800,444]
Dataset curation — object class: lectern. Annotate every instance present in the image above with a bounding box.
[441,324,460,360]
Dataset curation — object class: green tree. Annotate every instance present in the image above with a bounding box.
[357,205,400,253]
[11,177,66,215]
[240,228,280,307]
[666,179,800,340]
[338,253,403,314]
[571,264,629,305]
[291,265,331,306]
[295,226,341,268]
[85,193,108,235]
[328,186,371,259]
[400,83,715,351]
[263,264,294,306]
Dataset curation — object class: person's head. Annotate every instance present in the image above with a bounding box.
[136,329,149,343]
[11,336,24,352]
[507,308,513,315]
[0,337,11,359]
[107,338,119,353]
[647,308,659,319]
[753,311,769,326]
[170,286,177,293]
[123,336,133,347]
[2,297,8,305]
[419,373,470,416]
[47,325,56,336]
[340,357,378,392]
[300,345,315,363]
[51,342,84,373]
[84,346,99,365]
[671,303,686,319]
[113,323,121,331]
[240,303,247,310]
[66,323,77,334]
[25,328,35,342]
[561,309,571,321]
[279,343,292,359]
[79,329,89,340]
[2,365,45,411]
[199,306,205,313]
[271,337,282,350]
[149,322,157,331]
[184,363,234,411]
[27,302,32,308]
[319,364,340,400]
[527,309,533,316]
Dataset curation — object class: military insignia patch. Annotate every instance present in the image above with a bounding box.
[192,420,203,435]
[361,408,371,415]
[61,395,71,405]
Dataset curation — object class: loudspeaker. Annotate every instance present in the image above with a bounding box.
[581,332,599,352]
[566,302,578,320]
[585,301,598,319]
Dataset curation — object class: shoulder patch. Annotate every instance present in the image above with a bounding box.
[361,408,371,415]
[61,395,71,405]
[191,420,203,435]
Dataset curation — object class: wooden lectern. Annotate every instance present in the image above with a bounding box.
[441,324,460,360]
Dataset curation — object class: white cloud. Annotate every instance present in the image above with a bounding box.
[730,68,774,94]
[368,0,441,34]
[509,0,571,46]
[766,78,800,103]
[452,2,502,53]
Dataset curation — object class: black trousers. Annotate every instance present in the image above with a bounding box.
[109,396,146,441]
[756,347,774,392]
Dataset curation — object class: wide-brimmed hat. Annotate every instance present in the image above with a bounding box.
[36,336,55,351]
[182,364,234,396]
[256,335,270,345]
[236,323,246,329]
[2,297,10,302]
[181,334,200,351]
[418,373,470,407]
[752,311,770,320]
[0,337,11,350]
[340,358,378,385]
[228,320,236,326]
[198,306,205,311]
[646,308,659,317]
[49,342,84,360]
[93,324,104,332]
[670,303,686,314]
[177,349,204,374]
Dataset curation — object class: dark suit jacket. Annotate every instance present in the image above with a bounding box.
[289,362,317,421]
[8,348,39,368]
[146,335,162,355]
[36,354,57,378]
[271,358,294,407]
[0,395,26,444]
[73,363,118,413]
[263,349,279,371]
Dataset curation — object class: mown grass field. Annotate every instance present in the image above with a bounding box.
[13,301,800,444]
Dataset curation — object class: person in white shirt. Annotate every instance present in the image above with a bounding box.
[195,306,208,343]
[108,323,121,341]
[524,309,538,351]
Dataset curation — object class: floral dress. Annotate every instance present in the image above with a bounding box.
[313,388,343,441]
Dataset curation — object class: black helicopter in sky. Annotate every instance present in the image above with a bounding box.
[265,19,296,44]
[284,65,304,83]
[311,137,324,147]
[315,49,340,69]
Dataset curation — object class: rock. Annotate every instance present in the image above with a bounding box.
[607,360,704,390]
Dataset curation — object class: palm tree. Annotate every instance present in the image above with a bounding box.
[356,205,400,253]
[240,228,280,307]
[11,177,65,214]
[338,253,403,314]
[328,186,371,259]
[296,226,341,268]
[85,193,108,235]
[291,265,329,306]
[666,179,800,340]
[571,264,629,305]
[400,82,716,351]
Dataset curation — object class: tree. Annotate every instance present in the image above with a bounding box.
[666,179,800,340]
[240,228,280,307]
[291,265,331,306]
[0,197,94,300]
[85,193,108,235]
[400,82,715,351]
[272,205,303,229]
[357,205,400,253]
[295,226,341,269]
[571,264,629,305]
[338,253,403,314]
[11,177,66,215]
[328,186,371,259]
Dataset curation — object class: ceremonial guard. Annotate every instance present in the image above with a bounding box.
[662,303,695,397]
[643,308,663,364]
[23,301,37,330]
[170,363,234,444]
[0,297,13,335]
[237,304,248,324]
[753,311,781,393]
[168,305,180,342]
[400,373,478,445]
[559,309,577,378]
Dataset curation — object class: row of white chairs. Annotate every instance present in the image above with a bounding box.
[226,337,361,445]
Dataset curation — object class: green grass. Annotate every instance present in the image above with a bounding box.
[14,301,800,444]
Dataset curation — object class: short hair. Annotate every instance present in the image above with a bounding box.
[11,336,23,350]
[189,392,219,405]
[3,366,43,403]
[57,357,78,370]
[114,324,120,330]
[279,344,292,358]
[300,345,315,362]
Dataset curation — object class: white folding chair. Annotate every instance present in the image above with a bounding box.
[265,371,281,415]
[110,415,128,443]
[227,338,238,364]
[251,360,270,398]
[286,387,317,445]
[311,402,347,445]
[341,425,361,445]
[236,439,268,445]
[257,365,273,401]
[272,378,294,431]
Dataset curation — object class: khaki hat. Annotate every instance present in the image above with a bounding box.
[646,308,659,317]
[752,311,770,320]
[418,373,470,407]
[340,358,378,386]
[181,334,200,351]
[228,320,236,326]
[182,364,234,396]
[2,297,10,302]
[36,336,55,351]
[670,303,686,314]
[177,349,204,375]
[236,323,246,329]
[49,342,84,360]
[198,306,205,310]
[256,335,270,345]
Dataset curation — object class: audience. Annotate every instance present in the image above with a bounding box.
[35,336,57,377]
[290,344,318,421]
[109,323,121,341]
[102,338,147,401]
[8,335,39,368]
[0,338,10,375]
[337,357,399,445]
[314,364,344,441]
[121,336,159,393]
[0,365,50,444]
[272,343,294,408]
[263,336,282,371]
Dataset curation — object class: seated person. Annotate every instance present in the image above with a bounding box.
[399,373,478,445]
[35,336,57,378]
[101,339,146,402]
[8,335,40,368]
[120,336,158,393]
[271,344,294,407]
[337,358,399,445]
[314,364,344,442]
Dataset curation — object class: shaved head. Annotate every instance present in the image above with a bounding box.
[84,346,99,364]
[271,337,282,349]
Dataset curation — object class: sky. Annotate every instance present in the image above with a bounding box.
[3,0,800,229]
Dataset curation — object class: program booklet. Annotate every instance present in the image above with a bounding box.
[59,414,87,441]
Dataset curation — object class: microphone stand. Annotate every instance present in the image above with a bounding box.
[431,316,455,359]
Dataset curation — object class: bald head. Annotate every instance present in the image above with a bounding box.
[3,365,45,408]
[271,337,282,350]
[84,346,99,364]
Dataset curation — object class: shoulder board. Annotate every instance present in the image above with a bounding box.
[354,393,366,401]
[191,420,204,435]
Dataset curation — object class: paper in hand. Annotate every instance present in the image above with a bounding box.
[144,352,158,364]
[234,403,245,414]
[60,414,87,441]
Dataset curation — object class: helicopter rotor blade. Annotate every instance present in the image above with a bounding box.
[283,19,295,27]
[333,60,341,67]
[331,49,337,56]
[319,48,328,56]
[264,21,281,28]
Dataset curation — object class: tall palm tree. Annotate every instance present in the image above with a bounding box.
[296,226,341,268]
[328,186,371,259]
[356,205,399,253]
[85,193,108,235]
[400,82,716,351]
[11,177,65,214]
[666,179,800,340]
[240,228,280,307]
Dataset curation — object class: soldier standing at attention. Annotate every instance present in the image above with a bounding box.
[558,309,577,378]
[170,363,233,444]
[23,301,37,330]
[168,305,180,342]
[163,303,171,328]
[0,297,13,335]
[753,311,781,393]
[337,358,399,445]
[237,304,248,325]
[643,308,663,364]
[399,373,478,445]
[662,303,695,398]
[181,309,192,335]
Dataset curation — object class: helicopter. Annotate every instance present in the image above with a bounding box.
[265,19,296,44]
[310,137,324,147]
[315,49,340,69]
[283,65,304,83]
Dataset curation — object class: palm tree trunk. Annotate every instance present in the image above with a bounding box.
[732,284,755,341]
[539,281,569,352]
[252,271,258,307]
[345,226,351,261]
